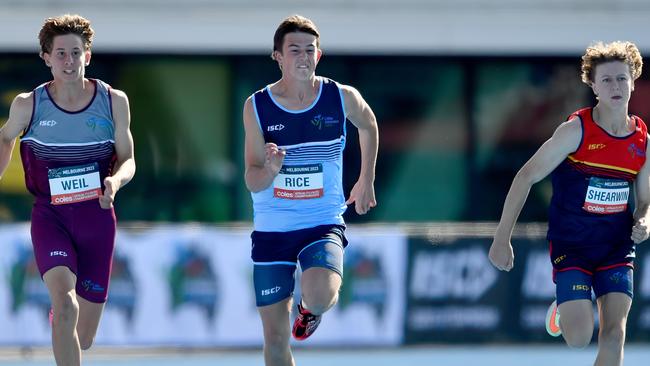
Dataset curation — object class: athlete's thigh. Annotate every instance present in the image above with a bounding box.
[254,262,298,307]
[251,228,304,307]
[297,226,345,295]
[73,203,116,303]
[76,296,105,340]
[555,269,595,331]
[297,225,346,276]
[31,205,78,277]
[596,292,632,331]
[558,299,595,331]
[593,266,633,300]
[43,265,77,297]
[301,267,342,298]
[258,297,293,339]
[555,269,594,304]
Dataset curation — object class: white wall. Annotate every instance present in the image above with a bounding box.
[1,0,649,54]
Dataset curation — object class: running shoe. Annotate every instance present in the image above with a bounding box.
[292,302,322,341]
[545,300,562,337]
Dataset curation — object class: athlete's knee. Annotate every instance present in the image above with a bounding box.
[78,328,97,350]
[563,328,592,349]
[79,336,95,351]
[599,325,625,350]
[51,291,79,324]
[302,290,338,315]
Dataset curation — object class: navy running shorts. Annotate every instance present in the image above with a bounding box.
[251,224,347,307]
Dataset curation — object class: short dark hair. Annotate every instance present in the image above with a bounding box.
[272,15,320,58]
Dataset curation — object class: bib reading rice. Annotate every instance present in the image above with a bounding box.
[273,164,324,199]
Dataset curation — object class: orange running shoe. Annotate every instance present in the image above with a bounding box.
[545,300,562,337]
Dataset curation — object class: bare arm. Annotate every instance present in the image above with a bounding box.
[341,84,379,214]
[0,93,32,179]
[99,89,136,209]
[489,117,582,270]
[631,135,650,243]
[242,97,284,193]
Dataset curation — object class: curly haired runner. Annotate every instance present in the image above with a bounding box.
[489,41,648,366]
[0,14,135,366]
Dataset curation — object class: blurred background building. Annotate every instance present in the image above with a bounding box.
[2,0,650,223]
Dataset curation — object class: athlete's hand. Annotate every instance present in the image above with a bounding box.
[345,179,377,215]
[489,239,514,271]
[264,143,285,176]
[99,176,119,209]
[631,218,650,244]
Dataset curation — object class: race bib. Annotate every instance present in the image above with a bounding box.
[583,177,629,214]
[273,164,323,200]
[48,163,102,205]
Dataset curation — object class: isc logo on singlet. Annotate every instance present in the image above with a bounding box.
[267,124,285,132]
[39,120,57,127]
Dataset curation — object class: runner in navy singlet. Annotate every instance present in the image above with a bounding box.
[489,41,649,365]
[243,15,379,366]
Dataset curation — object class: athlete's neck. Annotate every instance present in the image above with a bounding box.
[593,104,632,136]
[48,79,94,110]
[272,77,320,108]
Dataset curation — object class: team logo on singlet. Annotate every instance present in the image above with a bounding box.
[628,143,646,159]
[273,164,324,199]
[86,117,113,132]
[583,177,629,214]
[311,114,340,130]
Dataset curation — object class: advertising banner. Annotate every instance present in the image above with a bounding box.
[405,234,650,343]
[0,224,406,347]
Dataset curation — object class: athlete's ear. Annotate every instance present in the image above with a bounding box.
[273,50,283,70]
[273,50,282,62]
[590,82,598,98]
[316,49,322,62]
[84,50,92,67]
[41,51,51,67]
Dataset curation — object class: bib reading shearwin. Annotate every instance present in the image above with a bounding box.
[48,162,102,205]
[583,177,629,214]
[273,164,324,199]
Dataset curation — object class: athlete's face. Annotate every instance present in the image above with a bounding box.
[42,34,91,82]
[275,32,321,81]
[591,61,634,108]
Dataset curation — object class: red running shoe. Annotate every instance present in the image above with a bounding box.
[292,302,322,341]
